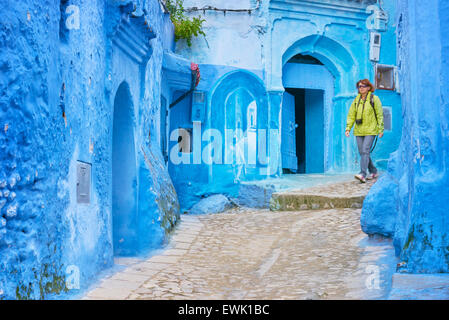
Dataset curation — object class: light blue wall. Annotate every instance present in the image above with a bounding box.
[177,0,265,70]
[361,0,449,273]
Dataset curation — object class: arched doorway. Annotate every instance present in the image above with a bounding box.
[282,54,331,173]
[225,87,257,180]
[209,70,269,183]
[112,82,137,256]
[280,35,357,173]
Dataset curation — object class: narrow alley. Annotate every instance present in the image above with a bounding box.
[83,177,397,300]
[2,0,448,302]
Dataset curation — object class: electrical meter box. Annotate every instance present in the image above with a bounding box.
[191,91,206,122]
[370,32,381,62]
[374,10,388,31]
[76,161,91,204]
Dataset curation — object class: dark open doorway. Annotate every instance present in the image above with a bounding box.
[282,88,325,174]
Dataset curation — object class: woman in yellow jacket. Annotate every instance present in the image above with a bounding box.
[345,79,384,183]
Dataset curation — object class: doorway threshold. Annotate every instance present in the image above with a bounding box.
[241,173,355,193]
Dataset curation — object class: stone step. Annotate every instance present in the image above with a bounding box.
[270,193,364,210]
[269,179,376,211]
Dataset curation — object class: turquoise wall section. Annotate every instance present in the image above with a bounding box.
[361,0,449,273]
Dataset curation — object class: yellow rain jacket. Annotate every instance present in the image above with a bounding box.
[346,92,384,136]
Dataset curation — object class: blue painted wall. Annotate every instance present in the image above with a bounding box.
[361,0,449,273]
[0,0,180,299]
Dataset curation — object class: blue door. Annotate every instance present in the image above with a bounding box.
[281,91,298,171]
[305,89,324,173]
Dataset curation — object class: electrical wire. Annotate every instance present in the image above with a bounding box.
[183,0,261,15]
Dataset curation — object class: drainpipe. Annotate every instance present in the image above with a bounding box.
[169,62,200,109]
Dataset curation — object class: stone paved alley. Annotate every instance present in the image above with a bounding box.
[83,177,399,300]
[2,0,448,302]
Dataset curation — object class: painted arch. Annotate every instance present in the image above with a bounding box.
[280,35,359,172]
[208,70,270,183]
[281,34,357,95]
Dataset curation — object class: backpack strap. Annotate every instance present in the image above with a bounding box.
[356,94,364,121]
[369,93,380,153]
[370,93,378,124]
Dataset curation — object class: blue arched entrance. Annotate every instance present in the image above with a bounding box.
[282,55,333,173]
[209,70,270,183]
[281,35,357,173]
[112,82,138,256]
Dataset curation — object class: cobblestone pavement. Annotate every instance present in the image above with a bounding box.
[84,204,396,300]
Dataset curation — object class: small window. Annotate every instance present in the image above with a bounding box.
[193,91,205,103]
[375,64,396,90]
[177,128,192,153]
[191,91,206,122]
[383,107,392,131]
